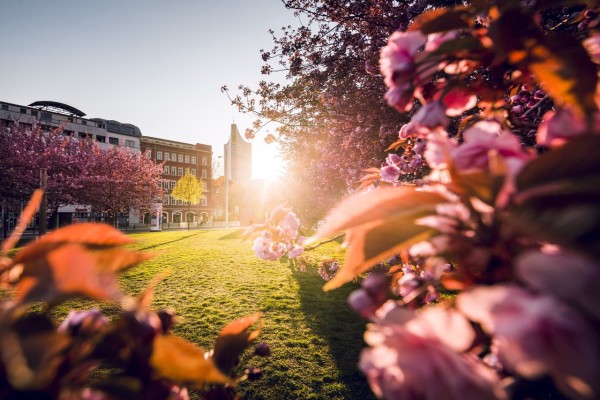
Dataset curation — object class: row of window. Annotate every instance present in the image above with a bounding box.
[162,195,207,206]
[1,104,107,128]
[161,166,207,178]
[60,131,136,147]
[159,180,208,191]
[152,150,208,166]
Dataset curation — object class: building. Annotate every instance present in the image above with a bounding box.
[140,136,212,225]
[0,100,144,227]
[0,100,142,151]
[224,123,252,183]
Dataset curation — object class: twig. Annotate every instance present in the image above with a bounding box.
[521,95,550,119]
[304,233,344,251]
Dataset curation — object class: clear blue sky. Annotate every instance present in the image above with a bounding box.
[0,0,298,179]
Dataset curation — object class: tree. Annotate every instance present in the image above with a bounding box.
[171,171,204,229]
[0,124,163,227]
[226,0,461,222]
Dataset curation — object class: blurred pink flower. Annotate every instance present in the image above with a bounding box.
[412,102,450,128]
[380,31,427,111]
[517,250,600,321]
[425,30,459,52]
[278,211,300,241]
[287,244,304,259]
[253,233,287,261]
[452,121,530,173]
[442,88,478,117]
[537,108,590,147]
[360,305,501,399]
[458,285,600,399]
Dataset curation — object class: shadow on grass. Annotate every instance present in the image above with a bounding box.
[138,231,208,250]
[218,229,246,240]
[291,269,376,400]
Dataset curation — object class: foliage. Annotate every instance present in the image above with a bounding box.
[225,0,465,222]
[0,124,163,220]
[0,193,266,399]
[251,1,600,399]
[172,171,205,229]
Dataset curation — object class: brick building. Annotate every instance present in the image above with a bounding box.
[140,136,212,225]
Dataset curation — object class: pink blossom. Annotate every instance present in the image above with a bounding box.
[287,244,304,259]
[253,234,287,261]
[412,102,450,128]
[583,34,600,64]
[423,131,457,169]
[517,250,600,321]
[359,305,501,400]
[536,108,590,147]
[425,30,459,52]
[380,31,427,88]
[380,31,427,111]
[458,285,600,399]
[278,211,300,241]
[381,163,401,183]
[442,88,478,116]
[452,121,530,173]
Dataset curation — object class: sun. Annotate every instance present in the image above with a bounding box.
[252,141,284,181]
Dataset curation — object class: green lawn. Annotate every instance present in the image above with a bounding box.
[51,228,375,400]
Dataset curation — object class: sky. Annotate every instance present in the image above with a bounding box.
[0,0,299,179]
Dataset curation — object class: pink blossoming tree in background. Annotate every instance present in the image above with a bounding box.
[251,1,600,399]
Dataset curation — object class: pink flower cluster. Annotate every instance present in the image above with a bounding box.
[251,209,305,261]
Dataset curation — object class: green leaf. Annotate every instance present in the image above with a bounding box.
[510,135,600,259]
[409,6,473,34]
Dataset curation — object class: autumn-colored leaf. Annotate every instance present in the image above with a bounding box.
[528,33,598,118]
[15,244,121,304]
[36,223,134,247]
[310,188,446,243]
[213,314,262,374]
[92,248,153,273]
[1,189,43,253]
[408,6,473,34]
[151,334,229,386]
[310,188,446,291]
[510,135,600,259]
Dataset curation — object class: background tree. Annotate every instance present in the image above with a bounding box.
[171,171,204,229]
[226,0,461,223]
[0,124,163,227]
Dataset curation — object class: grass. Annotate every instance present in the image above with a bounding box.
[48,229,375,400]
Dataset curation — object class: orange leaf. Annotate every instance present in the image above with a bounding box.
[309,188,446,243]
[36,223,133,247]
[16,244,121,303]
[151,335,229,386]
[213,314,262,374]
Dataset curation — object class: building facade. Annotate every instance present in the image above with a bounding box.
[140,136,212,225]
[224,123,252,183]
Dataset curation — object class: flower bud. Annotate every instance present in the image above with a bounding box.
[255,342,271,357]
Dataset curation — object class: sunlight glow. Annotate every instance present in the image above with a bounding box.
[252,141,284,181]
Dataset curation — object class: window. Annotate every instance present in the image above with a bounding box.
[201,156,207,166]
[202,182,208,191]
[171,180,176,189]
[171,153,176,161]
[184,155,190,164]
[178,167,183,176]
[178,199,183,205]
[201,197,207,206]
[1,104,8,111]
[107,122,120,133]
[125,140,135,148]
[164,165,169,175]
[164,153,170,161]
[202,169,207,179]
[171,166,176,175]
[157,151,163,160]
[82,120,87,126]
[31,110,38,117]
[20,108,27,114]
[96,135,106,143]
[78,132,88,139]
[191,168,196,176]
[178,154,183,163]
[109,137,119,145]
[192,156,197,164]
[41,112,52,122]
[163,195,170,205]
[146,149,151,158]
[63,130,73,136]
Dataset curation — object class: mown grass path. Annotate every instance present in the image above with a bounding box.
[55,229,375,400]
